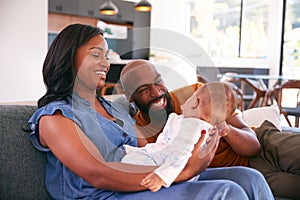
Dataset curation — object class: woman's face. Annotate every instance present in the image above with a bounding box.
[74,35,110,93]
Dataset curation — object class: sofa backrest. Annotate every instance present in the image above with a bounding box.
[0,105,51,199]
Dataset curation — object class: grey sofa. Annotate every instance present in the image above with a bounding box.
[0,104,298,200]
[0,105,51,199]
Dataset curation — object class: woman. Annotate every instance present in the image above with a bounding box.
[29,24,273,199]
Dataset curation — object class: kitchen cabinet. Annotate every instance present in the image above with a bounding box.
[77,0,97,17]
[50,0,134,23]
[49,0,150,59]
[49,0,78,15]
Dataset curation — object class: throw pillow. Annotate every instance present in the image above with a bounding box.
[242,105,282,131]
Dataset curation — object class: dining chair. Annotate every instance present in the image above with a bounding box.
[277,80,300,127]
[98,82,123,96]
[262,84,280,106]
[241,78,268,109]
[197,76,209,84]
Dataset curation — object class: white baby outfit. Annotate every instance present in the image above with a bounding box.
[121,113,212,187]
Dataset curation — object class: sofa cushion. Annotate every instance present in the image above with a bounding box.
[242,105,282,131]
[0,105,51,199]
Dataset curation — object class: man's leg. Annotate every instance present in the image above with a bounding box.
[249,155,300,199]
[200,166,274,200]
[255,120,300,174]
[251,120,300,199]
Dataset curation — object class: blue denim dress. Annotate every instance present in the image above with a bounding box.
[29,93,137,199]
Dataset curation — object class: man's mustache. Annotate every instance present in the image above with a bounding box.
[147,94,166,107]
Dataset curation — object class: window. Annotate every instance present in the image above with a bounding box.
[189,0,241,58]
[240,0,269,58]
[188,0,269,58]
[282,0,300,76]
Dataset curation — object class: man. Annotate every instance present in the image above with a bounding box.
[120,59,300,199]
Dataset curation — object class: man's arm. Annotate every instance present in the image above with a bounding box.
[223,113,261,156]
[174,111,261,182]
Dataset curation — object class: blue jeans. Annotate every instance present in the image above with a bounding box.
[199,166,274,200]
[111,166,274,200]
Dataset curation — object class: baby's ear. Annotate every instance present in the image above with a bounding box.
[192,96,200,108]
[189,92,201,108]
[182,96,201,118]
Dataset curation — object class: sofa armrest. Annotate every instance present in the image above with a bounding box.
[281,126,300,133]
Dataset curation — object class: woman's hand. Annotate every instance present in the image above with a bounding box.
[174,133,220,182]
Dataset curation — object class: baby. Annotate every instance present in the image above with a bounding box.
[121,82,238,192]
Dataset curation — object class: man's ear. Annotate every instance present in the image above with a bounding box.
[123,91,134,102]
[128,96,134,103]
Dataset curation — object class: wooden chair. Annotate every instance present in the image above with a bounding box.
[277,80,300,127]
[98,83,123,96]
[197,76,209,84]
[241,78,268,109]
[262,85,281,106]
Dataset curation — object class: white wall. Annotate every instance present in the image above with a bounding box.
[0,0,283,102]
[0,0,47,103]
[149,0,201,88]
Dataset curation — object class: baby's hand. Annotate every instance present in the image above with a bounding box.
[140,172,164,192]
[216,121,230,137]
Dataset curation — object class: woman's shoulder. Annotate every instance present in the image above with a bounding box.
[28,100,72,152]
[29,100,73,124]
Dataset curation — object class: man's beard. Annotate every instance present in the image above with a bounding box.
[134,93,174,123]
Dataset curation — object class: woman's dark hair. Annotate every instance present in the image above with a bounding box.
[38,24,103,108]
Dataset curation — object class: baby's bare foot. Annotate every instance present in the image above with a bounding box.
[140,173,164,192]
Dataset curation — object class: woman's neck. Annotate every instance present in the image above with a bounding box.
[75,89,98,107]
[74,87,114,121]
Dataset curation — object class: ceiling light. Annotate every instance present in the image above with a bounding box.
[134,0,152,12]
[99,0,119,15]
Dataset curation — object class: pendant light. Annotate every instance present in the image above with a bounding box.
[99,0,119,15]
[134,0,152,12]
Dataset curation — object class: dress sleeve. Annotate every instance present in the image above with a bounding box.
[28,101,74,152]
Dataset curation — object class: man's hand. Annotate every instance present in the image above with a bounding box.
[175,133,220,182]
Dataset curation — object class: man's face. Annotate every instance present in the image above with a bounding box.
[131,77,174,117]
